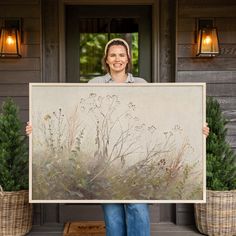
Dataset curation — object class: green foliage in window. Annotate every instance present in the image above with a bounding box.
[80,34,107,82]
[131,33,139,75]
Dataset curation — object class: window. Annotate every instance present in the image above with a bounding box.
[66,5,152,83]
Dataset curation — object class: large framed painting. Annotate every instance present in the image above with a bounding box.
[29,83,206,203]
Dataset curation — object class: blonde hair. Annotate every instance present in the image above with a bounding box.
[102,38,131,73]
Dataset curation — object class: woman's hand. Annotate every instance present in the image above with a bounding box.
[203,122,210,137]
[25,121,32,136]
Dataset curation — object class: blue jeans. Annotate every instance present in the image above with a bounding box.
[102,204,150,236]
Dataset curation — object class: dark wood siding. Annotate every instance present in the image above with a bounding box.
[0,0,42,226]
[176,0,236,224]
[159,0,176,82]
[0,0,41,124]
[177,0,236,153]
[41,0,60,83]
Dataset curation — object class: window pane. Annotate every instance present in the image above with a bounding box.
[80,33,108,83]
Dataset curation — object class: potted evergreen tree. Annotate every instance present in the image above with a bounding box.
[194,96,236,236]
[0,98,32,236]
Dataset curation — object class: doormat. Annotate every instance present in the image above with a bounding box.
[63,221,106,236]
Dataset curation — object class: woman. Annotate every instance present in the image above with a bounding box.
[89,38,151,236]
[26,38,210,236]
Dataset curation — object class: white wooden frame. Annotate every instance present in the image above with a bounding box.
[29,83,206,203]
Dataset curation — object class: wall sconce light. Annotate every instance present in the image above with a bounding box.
[0,19,22,58]
[196,19,219,57]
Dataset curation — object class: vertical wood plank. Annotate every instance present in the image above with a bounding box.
[160,204,176,223]
[42,204,60,224]
[41,0,59,82]
[150,204,161,223]
[176,204,194,225]
[176,0,236,222]
[32,204,42,225]
[65,6,80,83]
[159,0,176,82]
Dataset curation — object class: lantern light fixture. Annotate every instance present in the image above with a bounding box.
[196,19,220,57]
[0,19,22,58]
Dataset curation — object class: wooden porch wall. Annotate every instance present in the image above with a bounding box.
[0,0,41,125]
[0,0,42,227]
[0,0,235,229]
[177,0,236,153]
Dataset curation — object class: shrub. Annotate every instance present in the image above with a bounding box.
[0,98,28,191]
[206,96,236,190]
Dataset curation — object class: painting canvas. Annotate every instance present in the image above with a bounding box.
[29,83,206,203]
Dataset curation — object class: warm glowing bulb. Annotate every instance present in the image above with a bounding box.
[6,36,15,45]
[203,36,212,45]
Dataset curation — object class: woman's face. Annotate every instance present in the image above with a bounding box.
[106,45,129,73]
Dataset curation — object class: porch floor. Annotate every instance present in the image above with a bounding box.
[27,223,203,236]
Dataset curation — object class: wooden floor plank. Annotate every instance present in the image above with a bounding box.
[26,223,203,236]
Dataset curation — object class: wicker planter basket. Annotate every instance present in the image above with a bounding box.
[194,190,236,236]
[0,189,33,236]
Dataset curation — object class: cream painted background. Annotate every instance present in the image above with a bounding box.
[30,83,205,203]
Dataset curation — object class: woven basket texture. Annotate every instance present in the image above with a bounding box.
[0,190,32,236]
[194,190,236,236]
